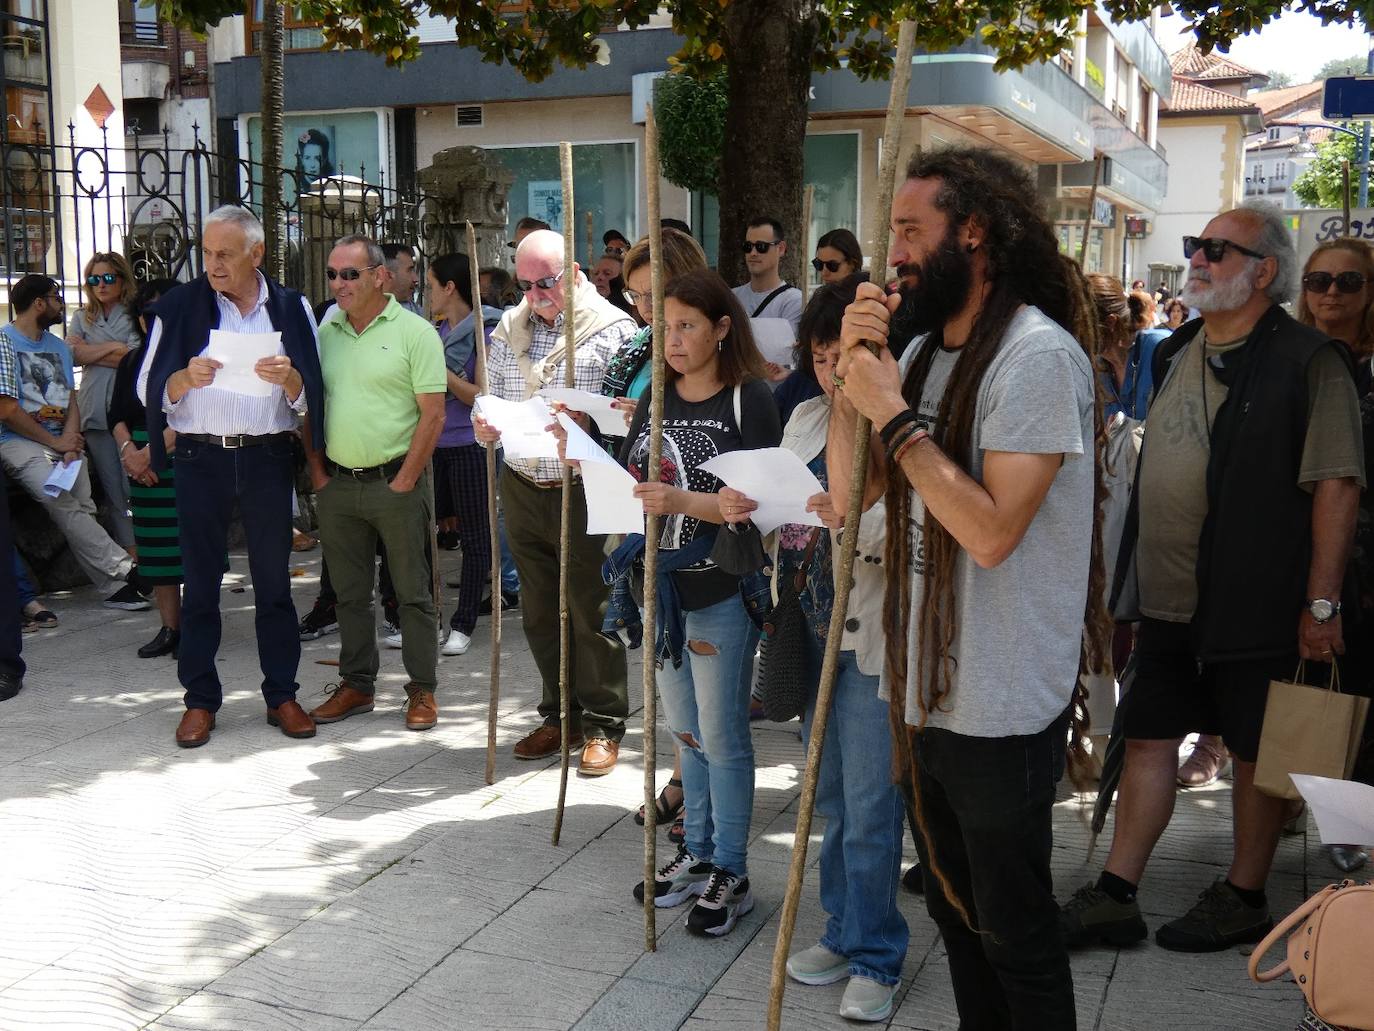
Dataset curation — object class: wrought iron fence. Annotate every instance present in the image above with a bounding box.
[1,122,458,309]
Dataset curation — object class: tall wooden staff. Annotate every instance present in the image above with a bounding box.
[800,184,815,305]
[765,20,917,1031]
[466,221,503,786]
[641,103,668,952]
[586,209,596,269]
[552,141,577,846]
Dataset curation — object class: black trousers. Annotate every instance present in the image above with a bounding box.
[912,709,1075,1031]
[174,438,300,712]
[0,469,24,680]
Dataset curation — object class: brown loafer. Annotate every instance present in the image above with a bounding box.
[309,682,375,724]
[405,686,438,731]
[175,708,215,748]
[267,699,316,739]
[513,724,583,760]
[578,737,619,777]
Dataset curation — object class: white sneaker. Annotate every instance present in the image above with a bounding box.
[839,975,896,1023]
[442,629,472,656]
[786,943,848,986]
[384,629,403,649]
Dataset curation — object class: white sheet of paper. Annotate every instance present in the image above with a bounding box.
[555,412,614,467]
[555,412,643,534]
[751,317,797,367]
[538,387,628,436]
[42,458,81,498]
[204,329,282,398]
[1291,774,1374,845]
[474,394,558,460]
[699,447,824,536]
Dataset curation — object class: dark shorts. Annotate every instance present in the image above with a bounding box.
[1121,618,1296,764]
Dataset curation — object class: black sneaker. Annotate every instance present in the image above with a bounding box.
[438,530,460,551]
[1058,882,1148,947]
[298,603,339,640]
[633,844,713,908]
[479,590,519,615]
[687,867,754,937]
[0,672,21,701]
[1154,879,1272,953]
[104,583,151,611]
[127,565,154,597]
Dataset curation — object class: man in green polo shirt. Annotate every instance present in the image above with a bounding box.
[306,234,447,731]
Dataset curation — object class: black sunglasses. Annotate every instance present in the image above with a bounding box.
[325,264,381,281]
[742,240,780,254]
[1302,270,1367,295]
[515,270,564,292]
[811,258,844,274]
[86,272,120,286]
[1182,236,1268,263]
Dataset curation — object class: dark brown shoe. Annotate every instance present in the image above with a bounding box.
[513,724,583,760]
[578,737,619,776]
[175,708,215,748]
[405,686,438,731]
[309,682,375,724]
[267,700,316,739]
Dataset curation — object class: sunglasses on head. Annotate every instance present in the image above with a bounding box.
[1182,236,1268,264]
[515,269,565,292]
[1302,270,1367,295]
[742,240,779,254]
[811,258,844,273]
[86,272,120,286]
[325,263,381,281]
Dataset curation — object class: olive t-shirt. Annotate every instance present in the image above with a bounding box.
[1136,330,1366,622]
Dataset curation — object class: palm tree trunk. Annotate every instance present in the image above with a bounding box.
[260,0,285,280]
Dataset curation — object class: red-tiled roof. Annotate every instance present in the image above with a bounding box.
[1164,77,1262,115]
[1250,81,1323,117]
[1170,42,1262,82]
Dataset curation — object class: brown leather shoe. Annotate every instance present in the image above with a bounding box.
[578,737,619,777]
[513,724,583,760]
[175,708,215,748]
[267,700,316,739]
[309,682,375,724]
[405,686,438,731]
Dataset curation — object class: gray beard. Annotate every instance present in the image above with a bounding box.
[1180,267,1255,313]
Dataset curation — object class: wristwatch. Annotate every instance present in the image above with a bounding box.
[1307,598,1341,624]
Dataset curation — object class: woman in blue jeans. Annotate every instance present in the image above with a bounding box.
[722,277,908,1021]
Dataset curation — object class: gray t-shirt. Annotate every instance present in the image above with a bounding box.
[890,305,1096,738]
[732,283,803,334]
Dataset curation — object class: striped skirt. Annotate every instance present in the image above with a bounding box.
[129,428,183,585]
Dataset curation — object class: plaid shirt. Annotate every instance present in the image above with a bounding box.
[487,307,636,483]
[0,330,16,400]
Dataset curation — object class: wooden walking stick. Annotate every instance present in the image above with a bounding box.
[800,184,815,306]
[466,220,503,786]
[765,20,917,1031]
[552,141,577,846]
[640,102,668,952]
[586,208,596,268]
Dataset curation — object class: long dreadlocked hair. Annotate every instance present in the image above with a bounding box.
[883,148,1114,928]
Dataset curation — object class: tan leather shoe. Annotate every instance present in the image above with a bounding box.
[405,686,438,731]
[175,708,215,748]
[267,700,316,739]
[1177,734,1229,788]
[578,737,619,777]
[513,724,583,760]
[309,682,375,724]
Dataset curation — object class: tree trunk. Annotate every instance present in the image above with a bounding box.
[260,0,285,280]
[717,0,816,288]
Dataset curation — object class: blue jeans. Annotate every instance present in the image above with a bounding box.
[12,549,35,609]
[656,593,758,876]
[802,641,909,986]
[602,574,642,637]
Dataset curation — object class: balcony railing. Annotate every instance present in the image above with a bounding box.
[120,19,164,46]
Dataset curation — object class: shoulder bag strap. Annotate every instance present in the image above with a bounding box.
[790,527,824,593]
[752,285,791,319]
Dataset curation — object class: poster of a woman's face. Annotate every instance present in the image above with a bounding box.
[296,128,334,185]
[245,111,382,206]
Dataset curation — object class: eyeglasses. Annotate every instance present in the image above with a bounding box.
[325,264,381,281]
[1182,236,1268,264]
[1302,270,1367,295]
[515,269,565,292]
[811,258,844,274]
[86,272,120,286]
[622,288,645,306]
[43,292,62,304]
[742,240,780,254]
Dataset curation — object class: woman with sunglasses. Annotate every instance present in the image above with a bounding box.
[1297,238,1374,874]
[67,252,141,554]
[812,228,863,287]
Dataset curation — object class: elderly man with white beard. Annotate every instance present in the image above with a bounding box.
[1060,202,1366,953]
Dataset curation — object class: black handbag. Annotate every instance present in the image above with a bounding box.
[757,528,823,722]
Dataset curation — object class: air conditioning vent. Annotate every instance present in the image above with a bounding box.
[455,105,483,127]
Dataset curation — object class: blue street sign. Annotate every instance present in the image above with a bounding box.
[1324,76,1374,120]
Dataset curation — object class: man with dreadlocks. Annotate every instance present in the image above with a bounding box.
[829,147,1110,1030]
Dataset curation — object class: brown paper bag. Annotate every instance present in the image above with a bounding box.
[1254,663,1370,801]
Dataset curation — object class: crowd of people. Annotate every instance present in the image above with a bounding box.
[0,141,1371,1028]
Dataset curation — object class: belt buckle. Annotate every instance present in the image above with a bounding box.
[221,435,242,449]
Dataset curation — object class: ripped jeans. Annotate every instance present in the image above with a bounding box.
[655,592,759,877]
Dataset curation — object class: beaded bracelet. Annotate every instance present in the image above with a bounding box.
[878,409,919,449]
[889,427,929,466]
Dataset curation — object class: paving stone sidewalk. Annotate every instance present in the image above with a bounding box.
[0,551,1323,1030]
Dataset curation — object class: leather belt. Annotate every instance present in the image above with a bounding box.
[182,432,289,449]
[509,467,564,491]
[327,457,405,482]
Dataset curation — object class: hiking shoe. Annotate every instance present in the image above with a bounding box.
[1058,882,1147,947]
[786,943,848,986]
[1155,879,1272,953]
[687,868,753,937]
[298,602,338,640]
[633,845,713,908]
[104,583,151,610]
[839,976,896,1023]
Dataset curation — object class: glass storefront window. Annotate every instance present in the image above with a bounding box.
[1,20,43,85]
[493,141,637,256]
[3,83,47,145]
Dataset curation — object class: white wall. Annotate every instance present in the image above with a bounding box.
[1139,119,1228,276]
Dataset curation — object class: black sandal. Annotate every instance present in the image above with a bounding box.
[634,777,684,826]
